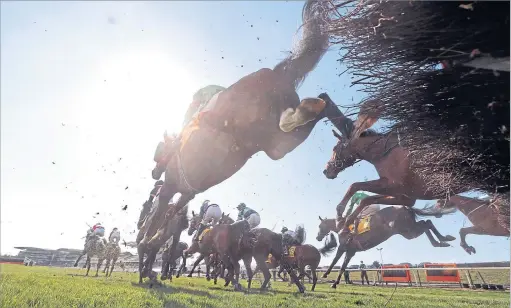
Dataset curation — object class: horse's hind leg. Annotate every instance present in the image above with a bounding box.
[74,252,85,267]
[243,256,253,291]
[254,255,271,289]
[460,226,484,255]
[85,256,91,276]
[310,268,318,292]
[425,220,456,242]
[402,221,449,247]
[332,250,355,289]
[188,254,205,277]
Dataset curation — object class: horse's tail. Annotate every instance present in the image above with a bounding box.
[295,224,306,245]
[411,204,457,218]
[273,0,329,89]
[319,233,337,257]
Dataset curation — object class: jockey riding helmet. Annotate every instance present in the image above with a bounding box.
[237,203,246,210]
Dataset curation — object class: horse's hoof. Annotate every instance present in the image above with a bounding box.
[330,283,337,289]
[322,273,328,279]
[468,246,476,254]
[206,276,211,281]
[73,263,78,268]
[161,275,167,281]
[438,242,450,247]
[187,274,193,278]
[443,235,456,242]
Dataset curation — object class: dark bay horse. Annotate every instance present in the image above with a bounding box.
[320,94,467,238]
[180,213,234,281]
[137,202,188,284]
[180,220,254,290]
[161,241,188,281]
[433,195,510,254]
[141,0,353,258]
[247,228,305,293]
[255,244,329,291]
[316,205,456,288]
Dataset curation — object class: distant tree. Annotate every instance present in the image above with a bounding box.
[372,261,381,268]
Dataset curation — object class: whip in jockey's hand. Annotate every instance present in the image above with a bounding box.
[236,203,261,229]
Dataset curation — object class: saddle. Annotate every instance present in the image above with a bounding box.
[348,215,372,235]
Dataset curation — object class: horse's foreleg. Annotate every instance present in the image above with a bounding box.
[137,246,145,283]
[74,251,85,267]
[322,246,345,278]
[103,259,110,273]
[283,263,304,293]
[109,258,117,277]
[95,258,104,277]
[150,190,194,246]
[332,250,355,289]
[85,256,91,276]
[460,226,486,254]
[187,254,205,277]
[277,267,286,281]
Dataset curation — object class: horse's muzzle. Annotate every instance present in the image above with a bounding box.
[323,169,337,179]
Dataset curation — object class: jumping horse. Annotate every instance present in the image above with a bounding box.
[316,205,456,288]
[433,195,510,254]
[138,0,354,274]
[320,93,471,240]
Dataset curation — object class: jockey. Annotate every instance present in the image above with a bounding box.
[194,200,222,241]
[236,203,261,229]
[108,227,121,244]
[344,191,371,234]
[152,85,226,181]
[281,227,299,256]
[137,180,163,229]
[92,223,105,237]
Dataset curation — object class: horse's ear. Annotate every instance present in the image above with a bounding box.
[226,213,230,217]
[332,130,342,140]
[351,100,380,139]
[221,212,225,217]
[318,216,323,221]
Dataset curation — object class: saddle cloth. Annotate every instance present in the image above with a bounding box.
[348,216,372,235]
[198,227,212,242]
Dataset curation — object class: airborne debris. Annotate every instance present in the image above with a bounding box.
[125,186,129,190]
[122,205,128,211]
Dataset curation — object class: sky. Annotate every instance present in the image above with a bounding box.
[1,1,509,266]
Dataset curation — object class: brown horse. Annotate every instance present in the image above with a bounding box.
[320,93,467,239]
[137,202,188,284]
[433,195,510,254]
[180,220,254,290]
[316,205,456,288]
[180,212,234,281]
[141,0,353,257]
[247,228,305,293]
[254,244,328,291]
[161,241,188,281]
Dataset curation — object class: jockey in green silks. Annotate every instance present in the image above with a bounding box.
[341,191,370,236]
[345,191,370,218]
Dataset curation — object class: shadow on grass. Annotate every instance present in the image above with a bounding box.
[131,281,216,298]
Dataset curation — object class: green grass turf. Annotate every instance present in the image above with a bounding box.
[0,264,508,308]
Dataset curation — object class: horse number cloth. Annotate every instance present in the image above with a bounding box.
[288,246,297,258]
[348,216,372,234]
[198,228,212,242]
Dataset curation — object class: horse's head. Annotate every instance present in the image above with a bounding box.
[219,212,234,225]
[323,130,359,179]
[316,216,336,241]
